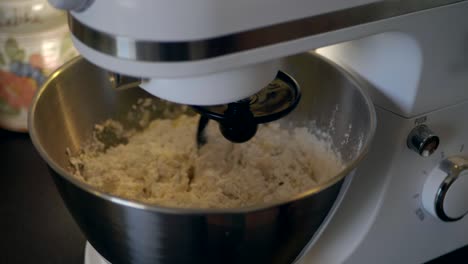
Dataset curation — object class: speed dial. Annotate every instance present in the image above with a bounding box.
[422,156,468,222]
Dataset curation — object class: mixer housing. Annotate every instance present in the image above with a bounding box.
[38,0,468,263]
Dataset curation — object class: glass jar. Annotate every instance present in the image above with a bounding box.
[0,0,77,131]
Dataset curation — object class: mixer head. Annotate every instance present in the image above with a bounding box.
[49,0,310,144]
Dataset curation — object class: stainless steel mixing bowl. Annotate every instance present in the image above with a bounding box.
[29,52,376,264]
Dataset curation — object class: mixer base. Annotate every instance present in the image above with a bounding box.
[84,242,110,264]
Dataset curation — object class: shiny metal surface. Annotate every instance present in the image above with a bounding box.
[434,157,468,222]
[29,53,376,264]
[69,0,464,62]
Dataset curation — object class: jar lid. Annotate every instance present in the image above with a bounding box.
[0,0,67,35]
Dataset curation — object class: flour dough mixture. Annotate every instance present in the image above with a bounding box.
[69,102,343,208]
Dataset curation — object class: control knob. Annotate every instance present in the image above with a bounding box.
[422,156,468,221]
[407,125,439,157]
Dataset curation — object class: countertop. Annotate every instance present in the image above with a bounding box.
[0,128,466,264]
[1,129,85,264]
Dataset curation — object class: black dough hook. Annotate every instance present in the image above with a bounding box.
[192,71,301,145]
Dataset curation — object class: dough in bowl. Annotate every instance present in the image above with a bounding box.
[69,101,343,208]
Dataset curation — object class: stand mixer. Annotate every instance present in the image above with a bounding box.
[43,0,468,263]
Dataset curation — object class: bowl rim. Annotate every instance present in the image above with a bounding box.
[28,53,377,214]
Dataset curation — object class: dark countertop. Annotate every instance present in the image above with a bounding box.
[1,129,85,264]
[0,128,466,264]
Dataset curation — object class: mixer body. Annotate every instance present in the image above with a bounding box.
[31,0,468,263]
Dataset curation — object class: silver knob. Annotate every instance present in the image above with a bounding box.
[422,156,468,222]
[407,125,439,157]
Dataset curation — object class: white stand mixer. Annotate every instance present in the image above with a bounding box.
[48,0,468,263]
